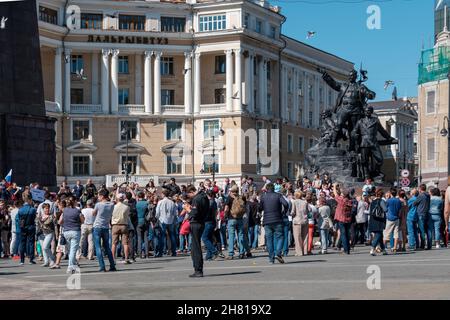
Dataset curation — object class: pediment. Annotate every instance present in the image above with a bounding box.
[66,142,98,153]
[114,142,145,153]
[197,140,225,152]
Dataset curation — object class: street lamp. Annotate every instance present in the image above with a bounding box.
[121,123,130,184]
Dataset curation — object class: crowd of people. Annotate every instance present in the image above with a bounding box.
[0,174,449,277]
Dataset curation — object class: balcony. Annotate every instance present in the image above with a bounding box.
[119,104,145,114]
[71,104,102,114]
[45,100,61,113]
[162,105,185,115]
[200,103,225,114]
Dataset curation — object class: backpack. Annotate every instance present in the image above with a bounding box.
[230,196,246,219]
[371,199,385,219]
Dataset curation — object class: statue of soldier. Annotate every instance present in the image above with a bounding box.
[352,106,396,179]
[318,68,376,151]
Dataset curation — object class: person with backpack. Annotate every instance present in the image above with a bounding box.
[258,183,289,264]
[224,185,247,260]
[333,184,353,255]
[368,189,388,256]
[16,194,37,265]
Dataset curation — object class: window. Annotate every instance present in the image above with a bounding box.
[161,57,174,75]
[161,16,186,32]
[253,58,257,75]
[215,55,226,74]
[267,94,272,114]
[120,120,138,141]
[166,121,182,140]
[161,89,175,105]
[328,90,332,105]
[215,88,225,104]
[426,90,436,113]
[287,134,293,153]
[299,107,304,124]
[309,84,314,101]
[298,136,304,153]
[319,87,324,103]
[39,6,58,25]
[119,56,129,74]
[70,55,83,74]
[71,88,83,104]
[203,154,219,173]
[288,77,292,94]
[73,156,90,176]
[199,14,226,32]
[119,15,145,31]
[427,137,436,160]
[119,88,129,105]
[121,155,138,175]
[167,155,182,174]
[81,13,102,29]
[298,79,303,96]
[266,61,271,80]
[269,25,276,39]
[244,13,250,28]
[204,120,220,139]
[287,162,293,179]
[72,120,90,141]
[309,111,313,126]
[309,138,315,148]
[255,19,262,33]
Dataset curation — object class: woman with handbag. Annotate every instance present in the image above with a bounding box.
[368,189,388,256]
[179,199,191,253]
[37,203,56,267]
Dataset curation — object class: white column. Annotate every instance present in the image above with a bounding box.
[153,51,162,115]
[101,49,110,114]
[258,56,265,114]
[110,49,120,114]
[234,48,242,112]
[54,47,63,110]
[144,51,153,114]
[225,49,234,113]
[193,52,201,114]
[244,51,252,111]
[184,52,193,114]
[91,52,99,105]
[63,49,71,113]
[135,53,143,105]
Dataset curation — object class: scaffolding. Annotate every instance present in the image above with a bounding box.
[418,46,450,84]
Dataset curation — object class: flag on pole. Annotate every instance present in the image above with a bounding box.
[4,169,12,183]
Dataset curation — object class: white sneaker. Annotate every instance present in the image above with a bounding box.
[370,249,376,256]
[436,244,441,249]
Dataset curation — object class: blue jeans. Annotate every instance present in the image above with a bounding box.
[153,225,164,257]
[418,215,427,249]
[320,229,328,252]
[282,218,291,256]
[429,214,442,242]
[219,224,227,248]
[179,233,191,251]
[38,232,55,265]
[338,222,351,254]
[248,225,259,249]
[264,223,284,262]
[407,219,419,249]
[227,219,246,256]
[371,231,385,250]
[93,228,115,270]
[161,223,177,256]
[63,230,81,270]
[19,227,35,263]
[202,221,218,259]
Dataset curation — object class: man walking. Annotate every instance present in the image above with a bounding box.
[186,185,209,277]
[156,189,178,256]
[258,183,289,264]
[92,189,116,272]
[111,194,131,264]
[383,189,402,253]
[16,194,37,265]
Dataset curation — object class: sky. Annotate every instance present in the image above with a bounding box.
[273,0,434,101]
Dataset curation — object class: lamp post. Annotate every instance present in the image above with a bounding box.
[121,123,130,184]
[440,115,450,186]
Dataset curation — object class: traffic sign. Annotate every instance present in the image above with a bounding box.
[402,187,411,192]
[401,169,410,178]
[401,177,410,187]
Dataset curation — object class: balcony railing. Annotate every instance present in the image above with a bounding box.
[119,104,145,114]
[200,103,225,114]
[45,100,61,113]
[71,104,103,114]
[162,105,185,114]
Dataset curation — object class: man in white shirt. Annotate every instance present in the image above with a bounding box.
[77,199,95,260]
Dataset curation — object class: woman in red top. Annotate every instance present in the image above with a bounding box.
[333,184,353,254]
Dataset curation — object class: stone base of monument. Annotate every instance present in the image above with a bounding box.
[305,143,384,190]
[0,114,56,187]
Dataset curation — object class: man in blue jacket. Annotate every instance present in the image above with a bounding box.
[407,189,419,250]
[16,194,37,265]
[258,183,289,264]
[414,184,430,250]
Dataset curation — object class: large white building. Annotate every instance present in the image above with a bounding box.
[38,0,354,186]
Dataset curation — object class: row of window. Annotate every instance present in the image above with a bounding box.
[71,119,220,142]
[244,13,277,39]
[286,135,315,154]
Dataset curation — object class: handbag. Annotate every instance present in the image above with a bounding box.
[180,219,191,235]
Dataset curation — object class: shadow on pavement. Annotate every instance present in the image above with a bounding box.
[0,271,27,276]
[80,266,163,274]
[285,259,326,264]
[205,271,262,277]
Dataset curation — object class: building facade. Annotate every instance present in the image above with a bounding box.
[38,0,353,186]
[418,1,450,189]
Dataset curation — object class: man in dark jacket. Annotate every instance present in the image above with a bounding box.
[187,185,209,277]
[16,194,37,265]
[201,190,220,261]
[162,178,181,197]
[414,184,430,249]
[258,183,289,264]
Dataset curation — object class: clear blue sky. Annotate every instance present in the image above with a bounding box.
[274,0,433,101]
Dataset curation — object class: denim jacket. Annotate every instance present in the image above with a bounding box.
[429,196,443,216]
